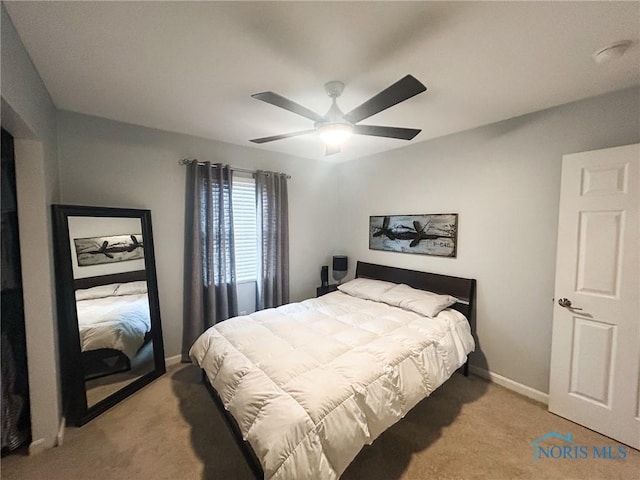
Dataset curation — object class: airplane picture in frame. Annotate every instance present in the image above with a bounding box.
[74,233,144,266]
[369,214,458,257]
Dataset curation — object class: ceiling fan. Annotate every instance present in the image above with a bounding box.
[249,75,427,155]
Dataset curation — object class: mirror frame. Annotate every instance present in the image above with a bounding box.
[52,204,166,425]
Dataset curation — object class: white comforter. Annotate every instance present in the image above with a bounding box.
[190,291,474,479]
[76,293,151,360]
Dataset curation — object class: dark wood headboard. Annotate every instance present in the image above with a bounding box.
[355,261,476,333]
[74,270,146,290]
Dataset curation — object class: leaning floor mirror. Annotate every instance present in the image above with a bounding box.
[52,205,165,425]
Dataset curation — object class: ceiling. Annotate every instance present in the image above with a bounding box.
[5,1,639,162]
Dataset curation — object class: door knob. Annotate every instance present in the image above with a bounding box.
[558,298,582,310]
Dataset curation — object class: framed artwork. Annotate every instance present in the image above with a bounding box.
[369,214,458,257]
[73,234,144,266]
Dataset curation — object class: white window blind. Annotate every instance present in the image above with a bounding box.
[232,176,257,282]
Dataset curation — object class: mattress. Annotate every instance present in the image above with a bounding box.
[190,290,474,479]
[76,292,151,360]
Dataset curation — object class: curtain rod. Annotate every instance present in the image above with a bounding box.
[178,158,291,179]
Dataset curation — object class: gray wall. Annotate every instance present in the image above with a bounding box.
[5,0,638,445]
[336,87,640,394]
[58,87,639,397]
[1,4,61,451]
[57,111,340,359]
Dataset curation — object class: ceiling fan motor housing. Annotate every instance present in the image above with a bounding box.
[317,100,350,128]
[324,80,345,98]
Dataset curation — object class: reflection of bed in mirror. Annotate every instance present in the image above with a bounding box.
[73,270,157,407]
[74,270,151,381]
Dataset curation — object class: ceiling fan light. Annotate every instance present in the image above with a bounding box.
[318,123,353,146]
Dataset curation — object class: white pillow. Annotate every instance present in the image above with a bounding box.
[115,281,148,296]
[337,278,397,301]
[379,283,458,318]
[75,283,120,301]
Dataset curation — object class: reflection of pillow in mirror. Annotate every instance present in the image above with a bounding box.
[75,283,120,301]
[115,281,148,296]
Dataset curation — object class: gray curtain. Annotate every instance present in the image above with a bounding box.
[256,171,289,310]
[182,162,238,360]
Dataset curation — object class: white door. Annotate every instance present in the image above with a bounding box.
[549,143,639,449]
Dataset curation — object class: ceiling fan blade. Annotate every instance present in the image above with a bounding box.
[249,129,316,144]
[325,145,341,156]
[252,92,324,123]
[344,75,426,124]
[353,125,421,140]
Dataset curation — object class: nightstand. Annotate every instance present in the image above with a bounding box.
[316,284,339,297]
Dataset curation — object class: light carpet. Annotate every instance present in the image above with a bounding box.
[2,363,638,479]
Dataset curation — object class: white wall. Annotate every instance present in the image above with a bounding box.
[1,4,61,452]
[57,111,339,359]
[336,87,640,394]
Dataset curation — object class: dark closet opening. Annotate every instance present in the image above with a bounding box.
[1,127,31,454]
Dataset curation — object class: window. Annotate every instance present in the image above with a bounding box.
[232,176,257,282]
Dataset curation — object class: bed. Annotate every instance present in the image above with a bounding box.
[74,271,151,380]
[190,261,476,479]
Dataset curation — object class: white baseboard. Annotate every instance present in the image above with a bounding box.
[469,365,549,405]
[28,438,47,455]
[165,354,182,367]
[56,416,66,446]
